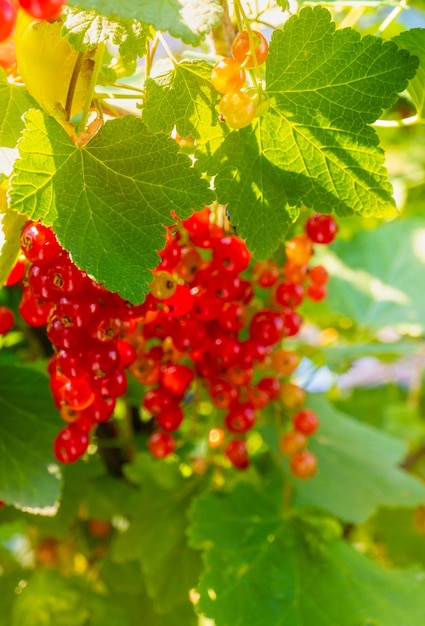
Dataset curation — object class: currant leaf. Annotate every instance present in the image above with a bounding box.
[62,7,150,64]
[112,453,204,615]
[293,395,425,523]
[189,482,425,626]
[0,69,36,148]
[66,0,223,46]
[9,111,213,303]
[0,364,62,513]
[197,6,418,258]
[143,60,220,140]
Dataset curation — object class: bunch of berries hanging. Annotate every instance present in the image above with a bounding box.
[5,207,338,478]
[211,29,269,129]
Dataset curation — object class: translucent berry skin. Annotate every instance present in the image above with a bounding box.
[156,405,184,432]
[293,409,319,436]
[0,0,16,43]
[224,401,256,433]
[20,220,62,265]
[305,213,338,244]
[279,430,307,457]
[54,423,89,464]
[0,306,14,334]
[148,431,176,459]
[225,438,250,469]
[18,0,65,21]
[290,450,318,479]
[231,30,269,68]
[219,90,256,129]
[211,57,246,94]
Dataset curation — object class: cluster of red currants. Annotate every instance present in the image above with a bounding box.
[16,219,141,463]
[0,0,65,43]
[211,29,269,129]
[6,208,337,476]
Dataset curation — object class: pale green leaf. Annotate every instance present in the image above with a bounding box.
[324,217,425,331]
[0,365,62,514]
[62,7,149,62]
[293,395,425,523]
[143,61,220,140]
[9,111,213,303]
[0,72,36,149]
[0,190,26,288]
[66,0,223,46]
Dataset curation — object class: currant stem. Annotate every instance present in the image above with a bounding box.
[373,114,421,127]
[77,43,106,137]
[157,32,178,66]
[375,0,407,35]
[65,51,86,121]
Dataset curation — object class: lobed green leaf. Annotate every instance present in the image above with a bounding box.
[9,111,213,303]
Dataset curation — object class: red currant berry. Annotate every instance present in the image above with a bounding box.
[290,450,318,479]
[224,401,256,433]
[0,0,15,43]
[231,30,269,68]
[305,213,338,244]
[20,221,62,265]
[275,281,304,308]
[0,305,14,334]
[208,378,238,409]
[309,265,329,286]
[18,0,65,21]
[160,363,194,397]
[54,423,89,464]
[156,405,184,432]
[5,257,26,286]
[307,283,327,302]
[279,430,307,457]
[225,438,250,469]
[293,409,319,436]
[148,431,176,459]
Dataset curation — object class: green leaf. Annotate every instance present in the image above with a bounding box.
[112,453,203,615]
[62,7,149,63]
[101,559,198,626]
[189,482,425,626]
[197,6,418,258]
[9,111,213,303]
[0,188,26,288]
[324,217,425,331]
[143,61,220,140]
[393,29,425,118]
[293,395,425,523]
[0,365,62,513]
[11,570,90,626]
[0,72,36,149]
[196,126,301,258]
[67,0,223,46]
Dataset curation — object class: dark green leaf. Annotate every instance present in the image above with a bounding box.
[0,365,62,513]
[112,453,203,614]
[189,482,425,626]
